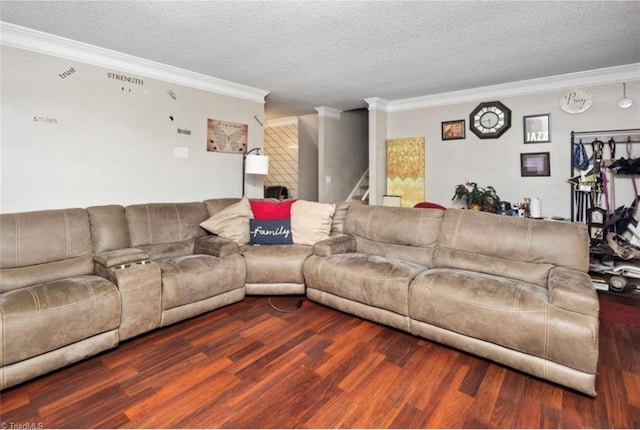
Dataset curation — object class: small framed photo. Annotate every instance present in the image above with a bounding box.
[521,152,550,177]
[441,120,465,140]
[523,114,550,143]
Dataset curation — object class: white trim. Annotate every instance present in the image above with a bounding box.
[364,97,389,111]
[369,63,640,112]
[265,116,299,127]
[0,22,269,103]
[314,106,342,119]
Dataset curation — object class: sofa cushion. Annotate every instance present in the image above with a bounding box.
[343,204,443,267]
[0,209,92,270]
[250,199,296,220]
[410,268,547,347]
[200,197,252,245]
[249,218,293,245]
[409,268,599,373]
[240,244,311,284]
[126,202,209,260]
[435,209,589,287]
[158,254,245,310]
[291,200,336,245]
[87,205,130,253]
[0,275,121,366]
[0,209,94,293]
[303,253,426,316]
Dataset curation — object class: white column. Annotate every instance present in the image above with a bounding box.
[364,97,388,206]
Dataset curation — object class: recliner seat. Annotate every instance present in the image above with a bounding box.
[0,209,121,389]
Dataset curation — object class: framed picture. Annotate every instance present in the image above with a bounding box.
[521,152,550,177]
[523,114,550,143]
[441,120,465,140]
[206,119,248,153]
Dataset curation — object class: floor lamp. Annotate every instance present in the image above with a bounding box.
[243,148,269,197]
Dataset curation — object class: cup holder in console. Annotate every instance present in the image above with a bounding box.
[136,260,151,265]
[115,264,131,270]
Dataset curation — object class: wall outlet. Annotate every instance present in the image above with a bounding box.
[325,176,331,184]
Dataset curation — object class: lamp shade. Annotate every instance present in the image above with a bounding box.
[245,154,269,175]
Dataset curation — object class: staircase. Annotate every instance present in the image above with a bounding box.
[347,169,369,204]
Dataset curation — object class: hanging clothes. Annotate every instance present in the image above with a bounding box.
[572,138,589,170]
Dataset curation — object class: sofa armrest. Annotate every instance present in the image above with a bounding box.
[548,266,599,317]
[312,234,356,257]
[194,235,239,258]
[93,247,149,268]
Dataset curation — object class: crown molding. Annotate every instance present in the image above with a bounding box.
[314,106,342,119]
[371,63,640,113]
[0,22,269,103]
[364,97,389,111]
[265,116,299,127]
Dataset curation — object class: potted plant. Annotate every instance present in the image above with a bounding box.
[452,182,501,213]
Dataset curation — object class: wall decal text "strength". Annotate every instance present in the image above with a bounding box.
[107,72,144,85]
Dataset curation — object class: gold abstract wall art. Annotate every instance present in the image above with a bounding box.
[386,137,425,207]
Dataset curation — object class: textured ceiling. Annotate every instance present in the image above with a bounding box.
[1,1,639,119]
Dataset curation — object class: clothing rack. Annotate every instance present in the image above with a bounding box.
[571,129,640,141]
[570,128,640,223]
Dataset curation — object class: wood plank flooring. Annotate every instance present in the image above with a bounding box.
[2,295,639,428]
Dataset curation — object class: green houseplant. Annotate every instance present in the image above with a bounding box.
[452,182,501,213]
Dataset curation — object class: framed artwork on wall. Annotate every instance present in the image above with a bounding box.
[206,119,248,153]
[523,114,551,143]
[520,152,550,177]
[387,137,425,208]
[441,120,465,140]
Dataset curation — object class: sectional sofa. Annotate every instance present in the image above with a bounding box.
[0,198,599,396]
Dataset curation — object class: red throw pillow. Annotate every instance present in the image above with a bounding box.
[250,199,297,220]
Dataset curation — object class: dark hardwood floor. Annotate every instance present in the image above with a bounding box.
[2,295,639,428]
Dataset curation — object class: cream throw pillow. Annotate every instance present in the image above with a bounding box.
[200,197,253,245]
[291,200,336,245]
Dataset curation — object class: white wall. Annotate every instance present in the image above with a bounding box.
[1,46,266,213]
[319,109,368,203]
[386,81,640,218]
[298,114,319,201]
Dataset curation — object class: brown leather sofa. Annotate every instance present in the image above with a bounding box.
[0,208,122,389]
[305,204,599,396]
[90,202,246,329]
[0,201,246,389]
[0,200,598,396]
